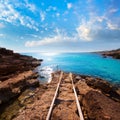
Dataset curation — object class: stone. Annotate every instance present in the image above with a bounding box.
[83,90,120,120]
[0,48,42,105]
[85,77,120,102]
[99,48,120,59]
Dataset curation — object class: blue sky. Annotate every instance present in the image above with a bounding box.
[0,0,120,52]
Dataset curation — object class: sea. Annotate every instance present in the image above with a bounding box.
[23,52,120,84]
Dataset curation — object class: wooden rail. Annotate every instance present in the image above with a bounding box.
[46,71,63,120]
[69,73,84,120]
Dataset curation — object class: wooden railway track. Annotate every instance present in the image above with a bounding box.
[46,71,84,120]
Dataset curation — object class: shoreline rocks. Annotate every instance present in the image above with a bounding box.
[12,72,120,120]
[83,90,120,120]
[0,48,42,82]
[0,71,39,104]
[0,48,42,105]
[98,48,120,59]
[0,47,120,120]
[74,74,120,120]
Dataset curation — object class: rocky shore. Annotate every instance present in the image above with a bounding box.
[11,72,120,120]
[0,48,42,105]
[0,48,120,120]
[99,48,120,59]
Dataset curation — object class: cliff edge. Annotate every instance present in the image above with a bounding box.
[0,48,42,104]
[99,48,120,59]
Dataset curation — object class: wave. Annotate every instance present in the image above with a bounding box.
[38,65,55,83]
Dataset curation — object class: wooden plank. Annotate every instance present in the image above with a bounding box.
[69,73,84,120]
[46,71,63,120]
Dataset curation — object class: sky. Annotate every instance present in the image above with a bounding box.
[0,0,120,53]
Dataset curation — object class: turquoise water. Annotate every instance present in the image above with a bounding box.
[24,53,120,84]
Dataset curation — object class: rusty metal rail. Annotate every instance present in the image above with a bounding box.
[46,71,63,120]
[69,73,84,120]
[46,72,84,120]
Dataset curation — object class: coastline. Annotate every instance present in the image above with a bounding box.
[98,48,120,59]
[0,70,120,119]
[12,71,120,120]
[0,48,42,105]
[0,48,120,120]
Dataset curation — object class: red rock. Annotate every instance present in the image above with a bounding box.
[83,90,120,120]
[99,48,120,59]
[0,48,42,105]
[0,71,40,104]
[85,77,120,102]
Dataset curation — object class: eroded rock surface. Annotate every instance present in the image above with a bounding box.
[0,48,42,104]
[0,71,39,104]
[13,72,120,120]
[74,75,120,120]
[0,48,120,120]
[99,48,120,59]
[0,47,42,81]
[83,90,120,120]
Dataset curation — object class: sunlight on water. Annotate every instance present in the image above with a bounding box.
[38,66,53,83]
[41,53,60,56]
[47,58,52,61]
[24,52,120,84]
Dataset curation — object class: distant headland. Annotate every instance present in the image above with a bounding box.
[98,48,120,59]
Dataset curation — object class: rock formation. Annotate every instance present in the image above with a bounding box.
[0,48,42,104]
[0,48,120,120]
[12,72,120,120]
[99,48,120,59]
[0,48,42,81]
[74,74,120,120]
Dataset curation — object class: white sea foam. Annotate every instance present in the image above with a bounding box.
[38,66,54,83]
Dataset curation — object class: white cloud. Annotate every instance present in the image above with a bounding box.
[76,15,120,42]
[40,11,46,22]
[46,6,57,12]
[63,11,69,15]
[67,3,72,9]
[64,18,68,21]
[109,8,118,13]
[24,0,36,13]
[107,22,120,30]
[75,18,99,41]
[0,3,18,23]
[0,1,39,31]
[56,13,60,17]
[75,4,120,42]
[20,36,24,39]
[10,0,37,13]
[0,34,4,37]
[25,35,61,47]
[26,3,36,13]
[29,34,39,38]
[0,23,5,28]
[76,25,92,41]
[95,16,105,22]
[25,28,76,47]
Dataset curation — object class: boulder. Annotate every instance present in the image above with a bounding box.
[0,48,42,104]
[0,71,40,104]
[85,77,120,102]
[0,47,42,81]
[99,48,120,59]
[83,90,120,120]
